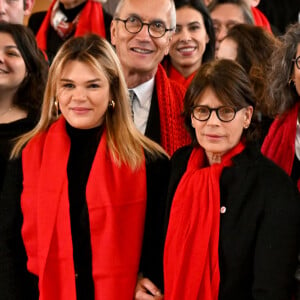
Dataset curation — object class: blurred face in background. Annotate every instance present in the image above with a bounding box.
[211,3,245,54]
[169,6,209,77]
[0,0,34,24]
[217,37,237,60]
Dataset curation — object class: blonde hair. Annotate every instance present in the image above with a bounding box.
[11,34,167,168]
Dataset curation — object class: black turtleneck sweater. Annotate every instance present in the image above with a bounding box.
[66,122,102,300]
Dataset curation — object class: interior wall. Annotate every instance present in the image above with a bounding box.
[24,0,52,24]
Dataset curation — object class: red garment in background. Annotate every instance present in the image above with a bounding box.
[155,64,191,155]
[251,7,272,32]
[36,0,106,52]
[21,117,147,300]
[261,101,300,190]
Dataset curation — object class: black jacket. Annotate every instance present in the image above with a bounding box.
[164,143,300,300]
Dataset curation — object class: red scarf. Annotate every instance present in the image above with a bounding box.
[168,64,196,89]
[21,117,147,300]
[261,101,300,190]
[251,7,272,32]
[164,142,245,300]
[155,64,191,155]
[36,0,106,52]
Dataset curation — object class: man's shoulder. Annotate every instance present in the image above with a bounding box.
[28,11,47,35]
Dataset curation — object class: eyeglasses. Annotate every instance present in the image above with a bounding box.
[114,16,174,38]
[292,56,300,70]
[192,105,241,122]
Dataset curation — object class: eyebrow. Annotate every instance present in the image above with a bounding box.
[5,45,19,50]
[127,13,166,25]
[60,78,102,83]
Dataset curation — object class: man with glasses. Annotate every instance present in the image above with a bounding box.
[110,0,190,156]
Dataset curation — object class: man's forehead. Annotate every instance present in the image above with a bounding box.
[211,5,244,23]
[118,0,171,21]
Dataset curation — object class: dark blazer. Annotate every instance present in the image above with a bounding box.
[0,151,169,300]
[164,143,300,300]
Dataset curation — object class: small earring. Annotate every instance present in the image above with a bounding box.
[244,124,249,129]
[108,100,115,110]
[54,99,59,118]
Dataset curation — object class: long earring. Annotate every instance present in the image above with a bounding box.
[54,99,59,118]
[108,100,115,110]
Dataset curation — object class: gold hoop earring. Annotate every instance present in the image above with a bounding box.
[108,100,115,110]
[54,99,59,118]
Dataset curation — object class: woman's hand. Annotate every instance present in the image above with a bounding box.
[134,277,164,300]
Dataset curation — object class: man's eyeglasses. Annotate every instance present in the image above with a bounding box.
[114,16,174,38]
[292,56,300,70]
[192,105,242,122]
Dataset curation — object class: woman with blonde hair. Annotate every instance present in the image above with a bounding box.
[6,34,169,300]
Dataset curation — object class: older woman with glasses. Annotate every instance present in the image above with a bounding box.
[135,59,300,300]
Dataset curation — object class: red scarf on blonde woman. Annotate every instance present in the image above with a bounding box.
[36,0,106,53]
[261,101,300,190]
[164,142,245,300]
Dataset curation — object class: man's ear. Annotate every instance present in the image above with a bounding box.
[24,0,35,16]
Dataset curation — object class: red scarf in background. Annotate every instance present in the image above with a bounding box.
[36,0,106,52]
[21,117,147,300]
[168,64,196,89]
[251,7,272,32]
[261,101,300,190]
[155,64,191,155]
[164,142,245,300]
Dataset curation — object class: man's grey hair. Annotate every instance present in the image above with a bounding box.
[114,0,176,29]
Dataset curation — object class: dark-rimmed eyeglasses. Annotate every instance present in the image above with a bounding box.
[192,105,241,122]
[292,56,300,70]
[114,16,174,38]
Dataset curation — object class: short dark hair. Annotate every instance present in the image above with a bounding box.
[184,59,257,144]
[0,23,48,117]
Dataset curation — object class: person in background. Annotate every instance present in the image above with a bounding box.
[260,22,300,299]
[243,0,271,31]
[163,0,215,88]
[110,0,191,156]
[0,0,34,24]
[5,34,170,300]
[28,0,112,64]
[217,23,280,143]
[262,23,300,191]
[136,58,300,299]
[208,0,254,56]
[0,22,48,300]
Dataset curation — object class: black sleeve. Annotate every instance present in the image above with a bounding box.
[139,153,170,290]
[0,158,39,300]
[253,164,300,300]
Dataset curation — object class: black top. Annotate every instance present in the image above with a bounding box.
[0,114,37,193]
[66,122,103,300]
